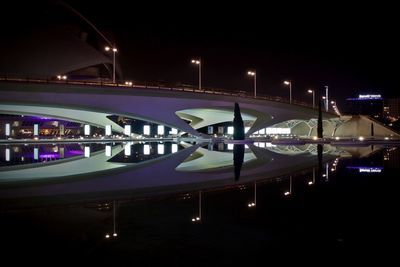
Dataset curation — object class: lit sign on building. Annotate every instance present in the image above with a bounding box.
[359,168,382,173]
[358,94,382,100]
[347,166,383,173]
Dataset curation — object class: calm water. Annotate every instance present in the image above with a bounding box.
[0,142,399,265]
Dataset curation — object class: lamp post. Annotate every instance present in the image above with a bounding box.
[307,89,315,109]
[284,80,292,104]
[105,46,118,83]
[191,59,202,91]
[247,71,257,98]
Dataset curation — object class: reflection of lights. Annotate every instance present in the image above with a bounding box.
[105,234,110,239]
[157,144,165,154]
[359,167,382,173]
[248,202,256,207]
[113,233,118,237]
[124,143,131,156]
[284,191,291,196]
[171,143,178,153]
[143,144,150,155]
[191,191,202,223]
[308,181,314,185]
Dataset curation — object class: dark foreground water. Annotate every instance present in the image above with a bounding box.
[0,142,399,265]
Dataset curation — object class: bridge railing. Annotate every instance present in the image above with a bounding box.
[0,75,335,114]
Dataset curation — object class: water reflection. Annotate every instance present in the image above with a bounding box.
[105,200,118,239]
[191,191,202,223]
[1,144,399,265]
[233,144,244,181]
[0,141,395,207]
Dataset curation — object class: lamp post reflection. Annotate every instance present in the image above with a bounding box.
[234,144,245,181]
[191,191,202,223]
[325,163,329,182]
[105,200,118,239]
[308,167,315,185]
[248,181,257,207]
[284,175,292,196]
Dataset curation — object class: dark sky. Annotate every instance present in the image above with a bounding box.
[5,1,400,108]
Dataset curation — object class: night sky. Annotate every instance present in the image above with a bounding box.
[3,1,400,108]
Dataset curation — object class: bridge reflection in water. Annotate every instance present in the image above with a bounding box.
[0,140,384,207]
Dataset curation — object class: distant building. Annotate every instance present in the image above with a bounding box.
[345,94,384,118]
[384,98,400,119]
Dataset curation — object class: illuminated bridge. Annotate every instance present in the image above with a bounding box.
[0,78,398,139]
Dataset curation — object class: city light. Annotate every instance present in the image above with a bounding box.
[191,59,202,91]
[105,46,118,83]
[307,89,315,108]
[283,80,292,103]
[247,71,257,98]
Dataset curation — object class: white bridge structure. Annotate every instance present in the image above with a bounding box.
[0,78,398,139]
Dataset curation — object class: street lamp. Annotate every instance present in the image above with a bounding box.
[331,100,341,116]
[283,80,292,104]
[191,59,202,91]
[105,46,118,83]
[247,71,257,98]
[307,89,315,109]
